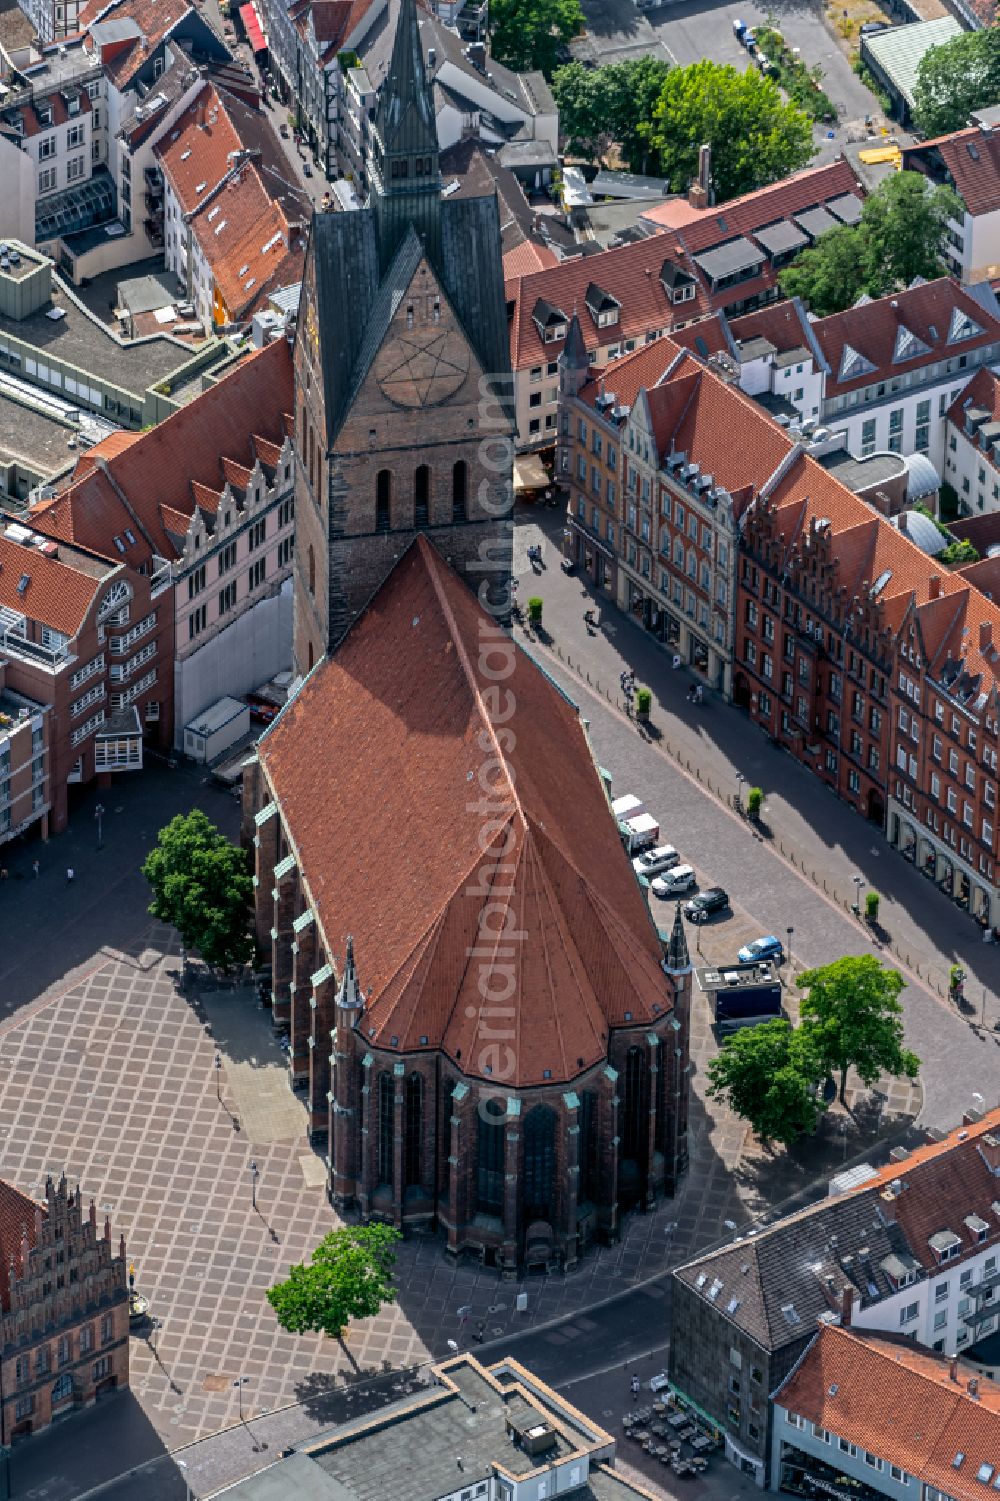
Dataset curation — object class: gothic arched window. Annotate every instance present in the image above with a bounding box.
[523,1105,556,1221]
[414,464,430,529]
[404,1074,422,1188]
[579,1090,599,1203]
[476,1096,505,1214]
[377,1072,394,1187]
[452,460,467,522]
[376,470,391,533]
[622,1046,647,1166]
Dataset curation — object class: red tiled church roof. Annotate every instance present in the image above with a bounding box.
[259,537,673,1086]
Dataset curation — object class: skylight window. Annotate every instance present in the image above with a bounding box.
[726,1296,741,1314]
[237,263,249,277]
[180,148,191,160]
[124,529,136,545]
[113,537,125,554]
[954,1454,966,1470]
[781,1303,801,1326]
[708,1279,723,1301]
[195,181,206,193]
[696,1273,707,1288]
[213,220,227,235]
[978,1465,994,1484]
[829,1385,839,1397]
[16,573,29,594]
[245,277,256,290]
[207,206,220,221]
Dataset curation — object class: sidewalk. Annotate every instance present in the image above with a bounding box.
[514,511,1000,1025]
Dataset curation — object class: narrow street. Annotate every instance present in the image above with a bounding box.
[512,509,1000,1129]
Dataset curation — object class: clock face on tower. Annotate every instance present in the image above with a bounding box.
[373,327,470,408]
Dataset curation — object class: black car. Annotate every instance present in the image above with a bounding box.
[683,887,730,923]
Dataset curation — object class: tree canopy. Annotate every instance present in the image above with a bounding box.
[266,1225,401,1339]
[142,808,253,970]
[913,29,1000,138]
[488,0,583,78]
[552,57,672,171]
[706,1019,826,1146]
[647,60,813,203]
[798,955,919,1105]
[779,171,960,314]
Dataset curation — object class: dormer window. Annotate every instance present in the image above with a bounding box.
[930,1230,962,1263]
[673,283,696,305]
[585,281,620,329]
[965,1214,990,1242]
[532,296,568,344]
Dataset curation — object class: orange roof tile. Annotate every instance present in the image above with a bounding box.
[903,126,1000,219]
[814,277,1000,397]
[190,169,305,320]
[259,537,673,1086]
[33,339,294,565]
[0,1179,44,1311]
[0,535,104,636]
[776,1323,1000,1501]
[506,233,711,372]
[641,160,862,240]
[155,83,245,214]
[503,239,559,279]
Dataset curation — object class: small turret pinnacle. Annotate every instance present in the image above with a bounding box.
[664,902,692,975]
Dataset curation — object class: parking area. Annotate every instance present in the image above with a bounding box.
[575,0,885,164]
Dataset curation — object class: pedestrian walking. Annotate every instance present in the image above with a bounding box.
[31,859,39,879]
[630,1374,640,1401]
[66,867,74,885]
[0,867,7,882]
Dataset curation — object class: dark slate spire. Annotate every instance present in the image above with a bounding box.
[368,0,442,272]
[663,902,692,974]
[561,311,588,372]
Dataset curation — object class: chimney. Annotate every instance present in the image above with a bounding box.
[968,1377,980,1400]
[879,1186,898,1223]
[688,180,708,210]
[699,142,712,195]
[898,512,908,536]
[978,1133,1000,1173]
[928,574,941,600]
[950,1355,960,1384]
[841,1285,853,1328]
[964,1109,980,1126]
[980,620,993,653]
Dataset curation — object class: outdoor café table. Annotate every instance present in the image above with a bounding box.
[692,1436,713,1452]
[668,1413,687,1429]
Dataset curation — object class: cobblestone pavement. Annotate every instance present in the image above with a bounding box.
[0,917,922,1500]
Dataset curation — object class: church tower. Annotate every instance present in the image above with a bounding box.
[292,0,514,673]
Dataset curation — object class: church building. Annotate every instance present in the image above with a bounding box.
[243,0,691,1272]
[292,0,514,671]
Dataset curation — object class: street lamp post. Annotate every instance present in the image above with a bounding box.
[214,1050,222,1102]
[95,802,105,850]
[786,927,794,971]
[234,1375,249,1423]
[735,772,745,813]
[851,873,864,916]
[250,1159,259,1210]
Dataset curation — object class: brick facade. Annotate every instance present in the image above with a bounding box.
[0,1174,129,1445]
[292,248,513,673]
[245,788,693,1272]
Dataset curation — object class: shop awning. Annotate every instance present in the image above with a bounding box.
[513,454,549,494]
[239,3,267,51]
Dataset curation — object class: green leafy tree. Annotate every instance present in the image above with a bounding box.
[858,171,961,292]
[142,809,253,970]
[797,955,919,1107]
[706,1019,826,1146]
[779,223,868,316]
[551,62,612,160]
[488,0,583,78]
[266,1225,401,1338]
[914,29,1000,138]
[780,172,959,313]
[601,56,672,173]
[552,57,672,169]
[647,60,812,203]
[939,538,979,566]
